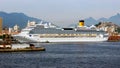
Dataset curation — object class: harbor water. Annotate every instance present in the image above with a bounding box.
[0,42,120,68]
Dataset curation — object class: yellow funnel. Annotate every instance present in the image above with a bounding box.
[79,20,84,27]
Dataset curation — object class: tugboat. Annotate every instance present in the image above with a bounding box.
[0,34,45,52]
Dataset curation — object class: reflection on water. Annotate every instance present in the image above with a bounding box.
[0,42,120,68]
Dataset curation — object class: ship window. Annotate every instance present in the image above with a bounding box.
[29,35,32,37]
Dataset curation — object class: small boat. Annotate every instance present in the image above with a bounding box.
[0,43,45,52]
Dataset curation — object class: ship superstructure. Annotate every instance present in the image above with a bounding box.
[13,20,108,42]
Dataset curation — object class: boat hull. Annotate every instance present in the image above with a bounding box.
[37,37,108,42]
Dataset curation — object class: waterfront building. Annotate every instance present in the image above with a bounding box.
[97,22,118,35]
[27,21,36,27]
[13,24,19,32]
[0,17,2,34]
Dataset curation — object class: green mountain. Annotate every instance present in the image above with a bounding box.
[0,11,41,28]
[69,13,120,27]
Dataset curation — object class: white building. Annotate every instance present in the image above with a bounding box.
[8,28,13,34]
[13,24,19,32]
[27,21,36,27]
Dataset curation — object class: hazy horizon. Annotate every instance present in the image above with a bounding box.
[0,0,120,27]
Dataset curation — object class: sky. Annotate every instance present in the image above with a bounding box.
[0,0,120,27]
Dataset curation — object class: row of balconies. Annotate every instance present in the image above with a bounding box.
[39,34,97,38]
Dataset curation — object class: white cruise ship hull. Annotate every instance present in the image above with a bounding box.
[13,36,108,43]
[14,36,108,43]
[35,37,108,42]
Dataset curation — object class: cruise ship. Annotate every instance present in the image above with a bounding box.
[13,20,108,42]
